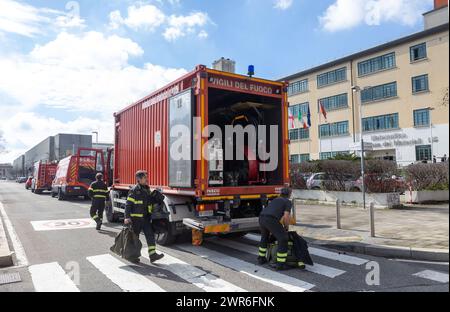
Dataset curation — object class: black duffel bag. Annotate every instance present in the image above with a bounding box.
[110,225,142,261]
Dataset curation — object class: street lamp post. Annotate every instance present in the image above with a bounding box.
[352,86,366,210]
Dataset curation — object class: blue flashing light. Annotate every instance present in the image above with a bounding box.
[248,65,255,77]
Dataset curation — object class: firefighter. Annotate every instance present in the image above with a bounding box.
[124,170,164,263]
[257,187,295,271]
[88,173,109,231]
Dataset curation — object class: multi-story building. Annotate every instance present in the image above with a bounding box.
[282,1,449,166]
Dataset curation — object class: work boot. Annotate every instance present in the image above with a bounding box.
[150,253,164,263]
[257,256,267,265]
[298,262,306,270]
[96,219,102,231]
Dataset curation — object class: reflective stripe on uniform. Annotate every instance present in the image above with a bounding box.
[277,258,287,263]
[258,247,267,257]
[92,215,99,220]
[127,197,143,205]
[94,195,107,199]
[130,214,144,218]
[277,252,288,258]
[148,205,153,214]
[148,246,156,255]
[92,189,108,193]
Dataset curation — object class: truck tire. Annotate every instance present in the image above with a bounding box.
[105,203,120,223]
[155,220,177,246]
[57,188,65,201]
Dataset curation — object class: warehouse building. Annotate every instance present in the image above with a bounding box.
[282,1,449,166]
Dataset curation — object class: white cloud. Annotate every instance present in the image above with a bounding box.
[109,4,166,31]
[108,4,210,42]
[0,0,85,37]
[163,12,209,41]
[0,31,188,161]
[0,113,113,163]
[320,0,433,32]
[274,0,294,10]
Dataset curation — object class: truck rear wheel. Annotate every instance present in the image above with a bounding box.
[155,220,177,246]
[105,203,120,223]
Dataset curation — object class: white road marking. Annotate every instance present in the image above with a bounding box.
[178,244,315,292]
[413,270,449,283]
[308,247,368,265]
[210,238,345,278]
[246,233,368,265]
[87,254,165,292]
[31,218,96,231]
[29,262,79,292]
[141,249,246,292]
[0,201,28,266]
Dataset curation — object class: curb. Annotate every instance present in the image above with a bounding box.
[316,241,449,262]
[0,213,14,268]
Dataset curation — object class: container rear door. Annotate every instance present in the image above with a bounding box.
[168,88,194,188]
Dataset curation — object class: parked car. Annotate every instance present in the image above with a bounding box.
[16,177,27,183]
[306,172,356,191]
[25,177,33,189]
[350,174,407,194]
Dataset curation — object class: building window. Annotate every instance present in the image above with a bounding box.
[317,67,347,88]
[363,113,399,132]
[289,102,309,117]
[358,52,396,76]
[320,151,350,160]
[361,82,397,103]
[289,128,310,141]
[291,154,311,164]
[412,74,429,93]
[410,43,427,62]
[319,121,349,138]
[288,79,308,95]
[414,109,430,127]
[318,93,348,112]
[416,145,432,161]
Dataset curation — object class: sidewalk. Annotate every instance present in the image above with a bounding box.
[293,202,449,261]
[0,205,14,267]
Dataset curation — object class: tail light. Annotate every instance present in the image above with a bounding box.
[198,203,217,211]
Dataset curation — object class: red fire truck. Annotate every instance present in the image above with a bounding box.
[31,161,58,194]
[106,65,292,245]
[51,148,106,200]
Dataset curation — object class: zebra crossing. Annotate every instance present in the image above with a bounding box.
[26,234,449,292]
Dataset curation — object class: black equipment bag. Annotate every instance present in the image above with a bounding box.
[266,231,314,267]
[110,225,142,261]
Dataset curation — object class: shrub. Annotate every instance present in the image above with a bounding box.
[405,163,449,191]
[319,160,359,191]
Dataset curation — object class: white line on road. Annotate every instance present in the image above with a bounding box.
[87,254,166,292]
[0,201,28,266]
[29,262,79,292]
[141,249,246,292]
[246,234,368,266]
[210,238,345,278]
[178,244,315,292]
[413,270,449,283]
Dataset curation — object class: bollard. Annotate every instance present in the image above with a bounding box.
[370,202,375,237]
[336,199,341,229]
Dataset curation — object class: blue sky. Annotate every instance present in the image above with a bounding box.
[0,0,434,162]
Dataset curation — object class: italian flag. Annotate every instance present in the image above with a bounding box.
[288,109,295,129]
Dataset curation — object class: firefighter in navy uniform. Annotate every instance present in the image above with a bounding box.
[124,170,164,263]
[88,173,109,231]
[257,187,302,270]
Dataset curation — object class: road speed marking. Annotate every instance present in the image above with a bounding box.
[31,218,96,231]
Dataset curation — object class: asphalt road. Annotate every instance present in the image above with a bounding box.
[0,181,448,292]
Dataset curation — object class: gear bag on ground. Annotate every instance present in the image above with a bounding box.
[266,231,314,267]
[110,226,142,261]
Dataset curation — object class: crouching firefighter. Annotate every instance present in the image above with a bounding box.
[257,187,301,270]
[88,173,109,231]
[124,170,164,263]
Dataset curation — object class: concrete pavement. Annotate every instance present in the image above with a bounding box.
[0,181,448,292]
[293,201,449,261]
